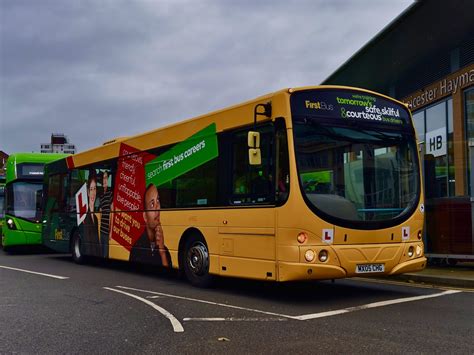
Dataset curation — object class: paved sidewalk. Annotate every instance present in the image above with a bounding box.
[385,262,474,289]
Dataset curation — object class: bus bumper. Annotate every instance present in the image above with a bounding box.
[277,256,427,282]
[278,262,347,282]
[3,230,42,247]
[388,256,427,275]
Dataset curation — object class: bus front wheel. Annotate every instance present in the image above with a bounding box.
[183,234,213,287]
[71,232,85,264]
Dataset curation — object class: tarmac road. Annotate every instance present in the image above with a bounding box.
[0,250,472,354]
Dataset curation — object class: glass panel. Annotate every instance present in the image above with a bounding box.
[6,182,43,220]
[68,170,86,212]
[47,174,64,211]
[174,159,217,207]
[425,101,448,197]
[413,111,425,143]
[412,110,427,198]
[447,99,455,195]
[0,192,4,218]
[275,121,290,202]
[293,121,419,223]
[447,98,454,134]
[426,101,446,131]
[466,89,474,195]
[231,126,273,204]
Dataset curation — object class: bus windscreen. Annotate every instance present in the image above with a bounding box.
[291,89,420,228]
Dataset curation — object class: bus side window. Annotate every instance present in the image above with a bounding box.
[47,174,62,212]
[275,118,289,202]
[174,159,218,208]
[67,169,86,213]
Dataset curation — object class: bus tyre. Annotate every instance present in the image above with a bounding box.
[71,232,85,264]
[183,235,213,288]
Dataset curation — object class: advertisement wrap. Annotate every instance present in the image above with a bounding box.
[111,143,153,252]
[74,124,218,266]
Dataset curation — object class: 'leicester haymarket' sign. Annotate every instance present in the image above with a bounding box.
[404,66,474,110]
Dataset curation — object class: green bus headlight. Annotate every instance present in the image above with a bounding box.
[7,218,17,230]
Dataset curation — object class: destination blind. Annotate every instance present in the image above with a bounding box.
[290,89,411,126]
[16,163,44,179]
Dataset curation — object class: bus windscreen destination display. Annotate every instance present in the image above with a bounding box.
[17,163,44,178]
[291,89,410,125]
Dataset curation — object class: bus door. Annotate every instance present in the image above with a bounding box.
[43,173,71,250]
[218,123,277,280]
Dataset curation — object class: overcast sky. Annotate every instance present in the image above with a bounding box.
[1,0,413,154]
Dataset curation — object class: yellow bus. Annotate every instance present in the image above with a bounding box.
[42,86,426,286]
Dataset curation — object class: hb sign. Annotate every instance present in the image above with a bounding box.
[425,127,446,157]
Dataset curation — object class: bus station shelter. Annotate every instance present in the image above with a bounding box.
[323,0,474,262]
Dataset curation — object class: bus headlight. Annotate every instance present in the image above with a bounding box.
[6,218,17,230]
[408,246,414,258]
[318,249,328,262]
[304,249,315,262]
[416,245,422,256]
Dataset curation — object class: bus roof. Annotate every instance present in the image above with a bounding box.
[58,85,409,169]
[62,87,287,168]
[5,153,69,182]
[6,152,69,164]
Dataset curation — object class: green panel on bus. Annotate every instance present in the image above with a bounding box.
[145,123,218,187]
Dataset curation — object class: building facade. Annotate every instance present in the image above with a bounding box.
[0,150,8,175]
[323,1,474,261]
[41,134,76,154]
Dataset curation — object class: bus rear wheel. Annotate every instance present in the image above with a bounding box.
[183,234,213,287]
[71,231,85,264]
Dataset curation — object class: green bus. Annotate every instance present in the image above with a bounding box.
[2,153,68,251]
[0,174,5,242]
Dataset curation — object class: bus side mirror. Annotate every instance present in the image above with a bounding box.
[248,131,261,165]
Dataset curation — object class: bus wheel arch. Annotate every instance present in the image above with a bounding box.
[179,228,214,287]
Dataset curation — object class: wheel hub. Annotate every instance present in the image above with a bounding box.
[188,242,209,276]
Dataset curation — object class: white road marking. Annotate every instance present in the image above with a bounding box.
[104,287,184,333]
[0,265,69,279]
[294,289,462,320]
[354,277,474,292]
[115,285,294,319]
[183,317,287,322]
[116,285,462,322]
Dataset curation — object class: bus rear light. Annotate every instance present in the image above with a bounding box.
[6,218,17,230]
[318,249,328,262]
[304,249,315,262]
[297,232,308,244]
[408,246,414,258]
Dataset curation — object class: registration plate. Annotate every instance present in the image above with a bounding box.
[356,263,385,273]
